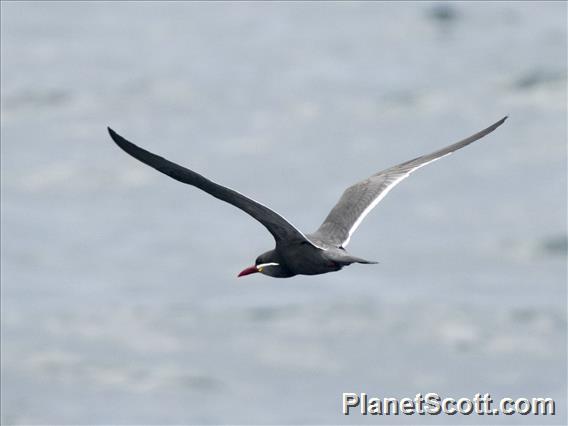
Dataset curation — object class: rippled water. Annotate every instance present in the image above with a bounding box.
[1,2,566,424]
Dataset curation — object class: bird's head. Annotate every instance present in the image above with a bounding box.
[238,250,290,278]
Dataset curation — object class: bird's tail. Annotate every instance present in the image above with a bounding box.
[358,259,379,264]
[336,254,379,265]
[353,258,379,264]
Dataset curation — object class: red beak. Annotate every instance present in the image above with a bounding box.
[238,265,259,277]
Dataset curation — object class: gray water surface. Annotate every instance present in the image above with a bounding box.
[1,2,566,424]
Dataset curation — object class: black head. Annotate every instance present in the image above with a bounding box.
[237,249,293,278]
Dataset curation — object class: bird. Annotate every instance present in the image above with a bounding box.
[108,116,507,278]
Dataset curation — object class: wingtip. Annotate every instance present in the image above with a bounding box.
[489,115,508,131]
[107,126,124,145]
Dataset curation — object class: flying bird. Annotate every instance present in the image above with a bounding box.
[108,116,507,278]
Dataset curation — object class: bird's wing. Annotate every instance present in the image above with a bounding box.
[108,128,321,249]
[311,117,507,247]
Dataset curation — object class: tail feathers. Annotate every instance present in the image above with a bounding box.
[339,254,379,265]
[357,259,379,264]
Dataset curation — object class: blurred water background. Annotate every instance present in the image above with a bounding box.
[1,1,566,424]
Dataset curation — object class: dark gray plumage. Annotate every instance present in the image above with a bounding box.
[108,127,314,248]
[108,116,507,278]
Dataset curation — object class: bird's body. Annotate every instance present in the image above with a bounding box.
[253,244,376,278]
[108,116,507,278]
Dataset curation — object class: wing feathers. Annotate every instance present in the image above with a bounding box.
[108,127,317,248]
[311,117,507,247]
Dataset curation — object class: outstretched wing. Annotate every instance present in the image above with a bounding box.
[311,117,507,247]
[108,128,320,248]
